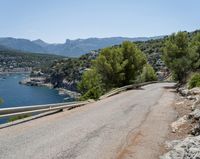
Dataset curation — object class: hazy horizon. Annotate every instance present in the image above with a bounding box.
[0,34,167,44]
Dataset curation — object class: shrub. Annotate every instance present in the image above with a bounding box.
[139,64,157,82]
[8,114,31,122]
[188,73,200,89]
[78,69,105,100]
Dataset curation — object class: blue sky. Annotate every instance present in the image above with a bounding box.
[0,0,199,43]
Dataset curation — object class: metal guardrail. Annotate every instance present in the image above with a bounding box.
[0,101,91,118]
[99,81,172,99]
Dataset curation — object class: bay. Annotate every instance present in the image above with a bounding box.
[0,73,72,124]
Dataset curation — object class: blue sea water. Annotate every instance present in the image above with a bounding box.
[0,73,72,124]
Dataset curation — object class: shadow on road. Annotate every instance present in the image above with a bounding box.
[163,86,177,93]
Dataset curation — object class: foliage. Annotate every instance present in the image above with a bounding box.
[136,38,166,71]
[188,73,200,89]
[78,69,104,100]
[8,114,31,122]
[0,48,63,70]
[139,64,157,82]
[122,41,147,85]
[163,31,200,83]
[163,32,192,83]
[93,42,147,89]
[190,33,200,71]
[93,47,126,89]
[42,53,97,89]
[78,41,154,100]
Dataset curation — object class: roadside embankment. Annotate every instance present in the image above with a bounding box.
[160,87,200,159]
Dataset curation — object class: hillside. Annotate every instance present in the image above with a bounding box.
[0,36,163,57]
[0,47,64,72]
[37,30,200,92]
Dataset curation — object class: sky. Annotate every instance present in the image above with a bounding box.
[0,0,199,43]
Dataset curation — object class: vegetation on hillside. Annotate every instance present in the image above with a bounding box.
[78,69,104,100]
[139,64,158,82]
[136,38,166,71]
[163,31,200,86]
[78,41,157,100]
[8,114,31,122]
[0,48,64,71]
[31,30,200,95]
[39,52,98,90]
[188,73,200,89]
[35,35,168,91]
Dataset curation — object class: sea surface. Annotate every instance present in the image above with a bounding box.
[0,73,72,124]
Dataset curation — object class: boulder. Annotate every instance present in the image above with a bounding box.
[178,88,189,96]
[189,109,200,120]
[165,140,181,149]
[171,115,188,133]
[160,136,200,159]
[187,95,196,100]
[191,123,200,136]
[188,87,200,96]
[192,96,200,110]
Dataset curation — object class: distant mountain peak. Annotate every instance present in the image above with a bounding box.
[33,39,45,43]
[0,36,165,57]
[32,39,48,47]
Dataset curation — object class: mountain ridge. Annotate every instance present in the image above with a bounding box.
[0,36,164,57]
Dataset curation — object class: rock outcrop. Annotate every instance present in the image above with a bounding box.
[161,87,200,158]
[171,115,188,133]
[160,136,200,159]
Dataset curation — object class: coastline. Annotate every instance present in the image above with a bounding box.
[20,77,80,100]
[0,71,31,75]
[56,88,81,100]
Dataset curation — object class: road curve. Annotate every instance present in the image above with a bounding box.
[0,83,177,159]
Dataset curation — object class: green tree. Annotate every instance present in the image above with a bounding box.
[121,41,147,85]
[93,47,126,89]
[94,42,147,88]
[190,33,200,71]
[163,32,192,83]
[139,64,157,82]
[78,69,104,100]
[78,41,155,100]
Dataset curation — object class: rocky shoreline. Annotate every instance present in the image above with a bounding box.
[20,77,80,100]
[160,87,200,158]
[0,71,31,75]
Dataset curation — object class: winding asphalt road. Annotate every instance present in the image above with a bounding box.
[0,83,177,159]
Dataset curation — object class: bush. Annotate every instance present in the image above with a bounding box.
[188,73,200,89]
[8,114,31,122]
[78,69,105,100]
[139,64,157,82]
